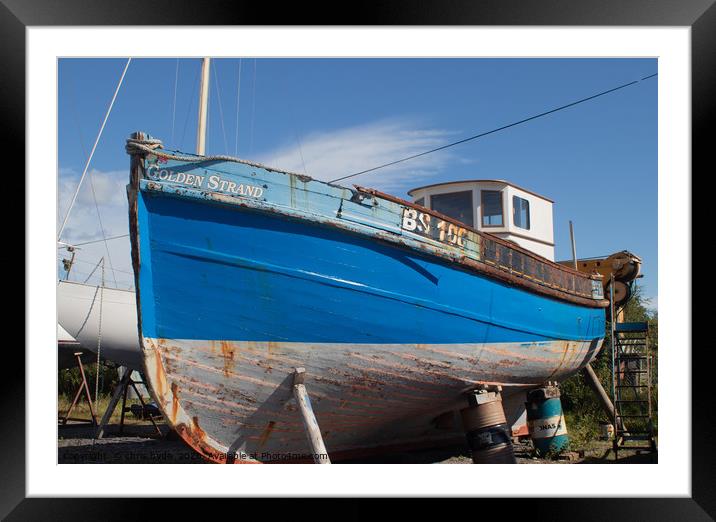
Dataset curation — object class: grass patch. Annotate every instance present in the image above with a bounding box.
[564,411,604,452]
[58,393,149,425]
[558,284,658,454]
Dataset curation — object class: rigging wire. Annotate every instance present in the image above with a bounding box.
[86,173,118,288]
[249,59,257,155]
[205,60,211,152]
[57,253,135,277]
[271,57,309,175]
[294,130,308,176]
[329,72,658,184]
[81,257,103,284]
[170,58,179,148]
[179,62,202,151]
[212,61,230,155]
[285,74,309,175]
[60,233,129,247]
[57,57,132,240]
[60,60,127,287]
[234,58,242,156]
[66,70,88,175]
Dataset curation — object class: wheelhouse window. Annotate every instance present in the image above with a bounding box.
[512,195,530,230]
[429,190,474,227]
[414,197,425,207]
[481,190,503,227]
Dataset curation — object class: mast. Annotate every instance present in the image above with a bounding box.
[569,220,578,270]
[196,57,211,155]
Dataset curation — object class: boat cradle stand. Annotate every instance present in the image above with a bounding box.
[460,385,517,464]
[293,367,331,464]
[59,352,98,426]
[95,370,163,439]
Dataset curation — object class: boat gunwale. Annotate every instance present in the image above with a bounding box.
[131,140,599,283]
[135,176,608,309]
[354,185,594,280]
[142,152,587,283]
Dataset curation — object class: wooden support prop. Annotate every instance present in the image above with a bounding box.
[293,368,331,464]
[581,363,625,431]
[60,352,98,426]
[128,378,163,436]
[118,377,130,435]
[97,371,163,439]
[95,370,132,439]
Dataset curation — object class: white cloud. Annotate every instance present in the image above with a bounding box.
[57,168,134,289]
[258,119,461,193]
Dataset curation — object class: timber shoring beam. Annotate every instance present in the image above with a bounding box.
[293,367,331,464]
[95,369,132,439]
[581,363,625,431]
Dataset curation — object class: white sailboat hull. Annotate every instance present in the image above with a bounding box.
[57,280,142,369]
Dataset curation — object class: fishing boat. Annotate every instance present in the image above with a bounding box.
[125,131,608,463]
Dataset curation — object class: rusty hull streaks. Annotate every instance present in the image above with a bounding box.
[143,340,259,464]
[141,333,601,463]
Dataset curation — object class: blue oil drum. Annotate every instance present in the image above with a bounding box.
[526,385,569,456]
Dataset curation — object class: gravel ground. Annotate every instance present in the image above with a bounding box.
[58,423,206,464]
[58,422,656,464]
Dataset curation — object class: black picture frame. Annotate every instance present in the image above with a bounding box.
[7,0,709,519]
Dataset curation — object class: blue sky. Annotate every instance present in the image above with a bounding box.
[58,57,657,308]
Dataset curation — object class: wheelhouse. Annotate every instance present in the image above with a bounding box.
[408,180,555,261]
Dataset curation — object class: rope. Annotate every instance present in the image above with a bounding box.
[58,58,132,241]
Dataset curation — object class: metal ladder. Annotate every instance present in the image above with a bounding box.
[610,308,656,457]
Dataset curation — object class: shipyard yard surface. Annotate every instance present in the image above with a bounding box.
[58,421,656,464]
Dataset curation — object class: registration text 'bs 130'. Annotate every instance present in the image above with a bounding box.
[401,208,468,247]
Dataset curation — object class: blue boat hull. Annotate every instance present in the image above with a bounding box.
[139,193,604,347]
[127,136,606,462]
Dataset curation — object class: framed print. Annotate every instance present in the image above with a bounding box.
[7,0,711,518]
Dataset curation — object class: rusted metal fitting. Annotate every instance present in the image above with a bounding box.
[528,383,561,402]
[293,367,306,385]
[466,390,500,408]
